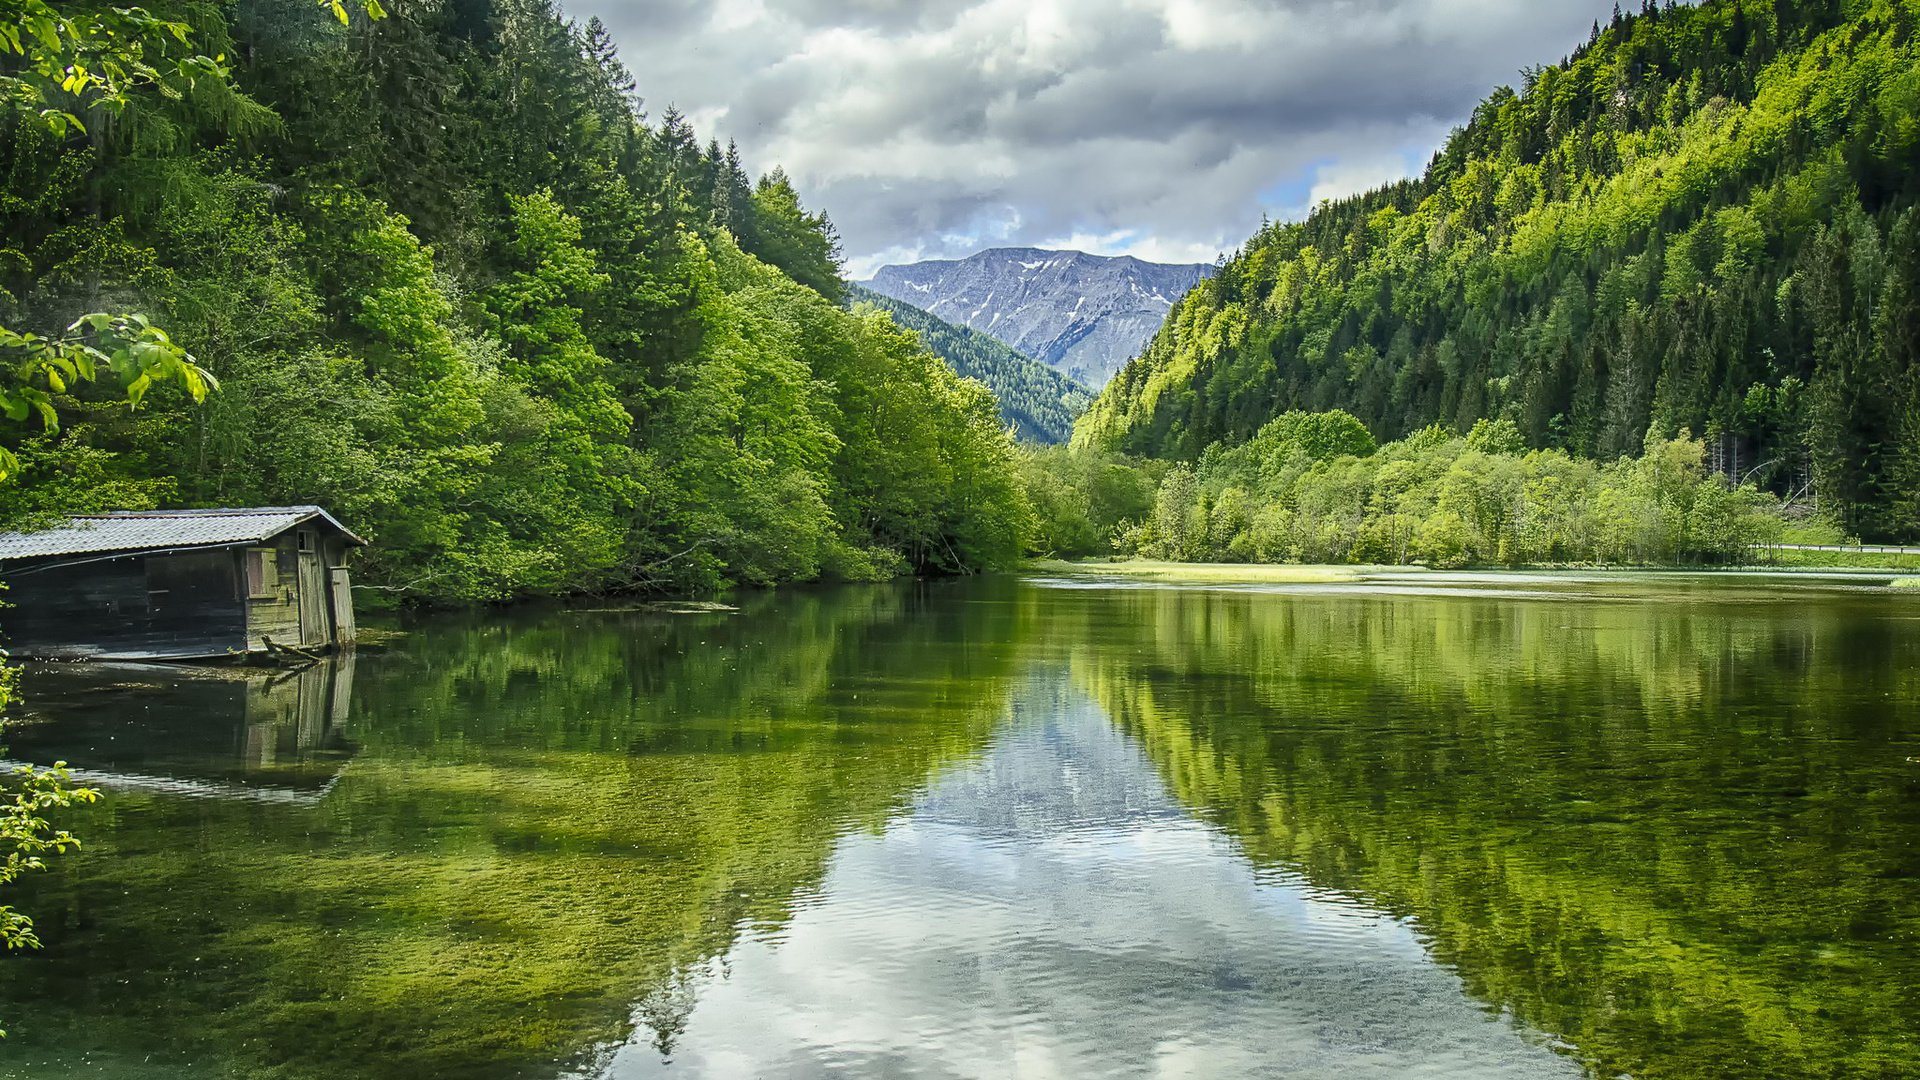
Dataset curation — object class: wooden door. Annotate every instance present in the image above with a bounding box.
[296,530,330,646]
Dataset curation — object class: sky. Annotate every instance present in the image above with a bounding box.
[568,0,1626,278]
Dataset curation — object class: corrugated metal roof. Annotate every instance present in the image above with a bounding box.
[0,506,364,561]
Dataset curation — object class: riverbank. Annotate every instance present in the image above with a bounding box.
[1027,558,1920,589]
[1757,546,1920,571]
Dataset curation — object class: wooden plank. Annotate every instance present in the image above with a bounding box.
[297,531,329,646]
[329,567,357,646]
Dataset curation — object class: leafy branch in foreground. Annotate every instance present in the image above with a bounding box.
[0,315,216,481]
[0,658,99,1039]
[0,1,213,136]
[1,0,385,137]
[0,763,96,953]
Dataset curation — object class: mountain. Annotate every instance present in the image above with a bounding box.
[1077,0,1920,541]
[849,285,1093,444]
[863,249,1214,388]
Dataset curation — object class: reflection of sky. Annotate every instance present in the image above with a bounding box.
[586,676,1584,1080]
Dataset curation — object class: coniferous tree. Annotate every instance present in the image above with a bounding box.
[1079,0,1920,540]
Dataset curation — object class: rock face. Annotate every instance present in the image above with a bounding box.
[862,248,1213,388]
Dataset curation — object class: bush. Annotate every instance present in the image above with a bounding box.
[1029,412,1788,568]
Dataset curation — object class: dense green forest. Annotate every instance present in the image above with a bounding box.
[1048,409,1792,565]
[1078,0,1920,543]
[6,0,1912,598]
[846,285,1092,444]
[0,0,1031,601]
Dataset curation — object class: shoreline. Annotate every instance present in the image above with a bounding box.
[1025,558,1920,588]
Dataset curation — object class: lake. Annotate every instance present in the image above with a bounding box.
[1,571,1916,1079]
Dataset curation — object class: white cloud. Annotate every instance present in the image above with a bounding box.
[582,693,1588,1078]
[1306,149,1433,208]
[569,0,1623,272]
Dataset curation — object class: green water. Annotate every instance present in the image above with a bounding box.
[0,573,1916,1079]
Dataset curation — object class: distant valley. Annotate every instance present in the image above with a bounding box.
[862,248,1213,389]
[847,285,1092,445]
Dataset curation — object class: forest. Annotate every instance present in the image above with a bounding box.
[5,0,1917,598]
[1076,0,1920,544]
[845,285,1092,445]
[0,0,1031,602]
[1026,410,1789,565]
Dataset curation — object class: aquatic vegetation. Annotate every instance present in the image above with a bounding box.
[0,584,1028,1077]
[1067,585,1920,1080]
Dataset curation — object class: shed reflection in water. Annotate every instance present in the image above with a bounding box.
[0,576,1915,1080]
[5,658,356,801]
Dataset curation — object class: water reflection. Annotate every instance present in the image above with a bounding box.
[590,679,1581,1079]
[1044,580,1920,1080]
[5,658,356,800]
[0,575,1916,1080]
[0,584,1022,1080]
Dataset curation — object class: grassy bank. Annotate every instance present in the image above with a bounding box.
[1027,559,1920,589]
[1025,560,1374,584]
[1753,549,1920,572]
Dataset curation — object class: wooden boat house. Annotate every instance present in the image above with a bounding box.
[0,507,364,661]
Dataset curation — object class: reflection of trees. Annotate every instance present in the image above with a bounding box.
[1060,587,1920,1080]
[5,582,1025,1078]
[12,579,1915,1080]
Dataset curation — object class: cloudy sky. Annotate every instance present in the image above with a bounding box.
[569,0,1623,278]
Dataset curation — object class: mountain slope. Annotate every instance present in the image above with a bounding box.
[849,285,1093,444]
[1077,0,1920,541]
[863,249,1213,388]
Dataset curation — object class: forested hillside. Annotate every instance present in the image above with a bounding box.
[0,0,1030,601]
[846,285,1092,444]
[1078,0,1920,541]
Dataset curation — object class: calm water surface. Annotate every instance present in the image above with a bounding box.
[1,572,1916,1079]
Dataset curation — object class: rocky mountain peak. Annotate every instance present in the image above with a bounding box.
[862,248,1214,388]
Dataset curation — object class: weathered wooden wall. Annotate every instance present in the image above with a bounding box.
[4,523,359,660]
[245,535,303,650]
[3,551,248,660]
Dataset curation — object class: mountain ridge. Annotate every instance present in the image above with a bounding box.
[862,248,1214,389]
[847,284,1093,444]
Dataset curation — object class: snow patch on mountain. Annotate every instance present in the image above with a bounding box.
[862,248,1214,388]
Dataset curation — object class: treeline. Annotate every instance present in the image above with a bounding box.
[0,0,1029,601]
[1079,0,1920,542]
[1028,410,1791,566]
[846,285,1092,444]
